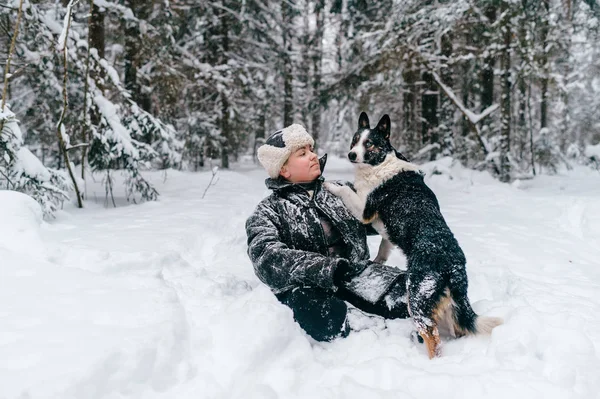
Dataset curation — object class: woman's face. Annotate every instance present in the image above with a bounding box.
[280,144,321,183]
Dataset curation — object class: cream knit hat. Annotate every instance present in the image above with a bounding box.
[257,124,315,178]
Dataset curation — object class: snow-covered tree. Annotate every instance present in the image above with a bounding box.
[1,103,70,217]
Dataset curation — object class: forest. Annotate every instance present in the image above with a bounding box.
[1,0,599,216]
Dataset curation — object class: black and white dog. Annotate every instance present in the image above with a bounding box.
[324,112,502,358]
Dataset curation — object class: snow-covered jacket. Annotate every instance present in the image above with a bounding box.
[246,156,399,296]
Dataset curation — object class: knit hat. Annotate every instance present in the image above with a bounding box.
[257,124,315,178]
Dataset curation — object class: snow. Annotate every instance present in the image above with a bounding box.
[14,147,53,182]
[584,143,600,159]
[0,191,44,253]
[0,103,23,143]
[99,59,121,86]
[2,157,600,398]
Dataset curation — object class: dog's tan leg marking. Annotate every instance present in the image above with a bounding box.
[408,293,442,359]
[432,289,459,338]
[418,295,452,358]
[362,211,378,224]
[419,325,442,359]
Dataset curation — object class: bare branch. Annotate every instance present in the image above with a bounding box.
[66,142,90,151]
[202,167,220,199]
[5,63,29,81]
[56,0,84,208]
[429,71,497,156]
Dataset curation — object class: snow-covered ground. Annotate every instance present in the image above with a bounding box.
[2,156,600,399]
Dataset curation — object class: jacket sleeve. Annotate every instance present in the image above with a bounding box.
[246,201,344,292]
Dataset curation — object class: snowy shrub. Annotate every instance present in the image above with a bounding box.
[123,104,183,170]
[88,94,158,203]
[1,104,70,218]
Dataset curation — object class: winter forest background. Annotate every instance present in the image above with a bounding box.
[1,0,600,217]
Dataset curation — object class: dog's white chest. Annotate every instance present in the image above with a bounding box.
[352,155,420,239]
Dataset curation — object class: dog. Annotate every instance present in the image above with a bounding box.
[324,112,502,358]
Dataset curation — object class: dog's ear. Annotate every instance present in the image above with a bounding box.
[394,149,409,162]
[375,114,391,140]
[358,112,370,129]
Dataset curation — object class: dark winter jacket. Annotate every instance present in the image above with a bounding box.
[245,156,401,297]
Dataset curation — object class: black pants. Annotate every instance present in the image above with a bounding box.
[276,279,409,342]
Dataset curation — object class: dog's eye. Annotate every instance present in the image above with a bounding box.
[365,140,374,148]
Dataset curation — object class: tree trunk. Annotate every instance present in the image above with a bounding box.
[124,4,140,102]
[402,59,418,154]
[481,4,496,113]
[421,71,439,160]
[221,96,230,169]
[254,107,266,160]
[57,1,83,208]
[558,0,573,151]
[499,4,512,183]
[90,4,105,59]
[282,0,294,127]
[460,55,472,139]
[299,4,310,128]
[439,33,454,156]
[517,3,528,163]
[124,0,151,112]
[528,77,536,175]
[518,73,527,161]
[0,0,24,135]
[540,0,550,129]
[220,5,231,169]
[81,0,105,181]
[311,0,324,149]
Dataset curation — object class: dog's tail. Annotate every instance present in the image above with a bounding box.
[449,295,503,337]
[474,315,503,334]
[447,268,503,336]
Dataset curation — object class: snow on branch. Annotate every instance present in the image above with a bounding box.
[57,0,79,52]
[431,71,499,126]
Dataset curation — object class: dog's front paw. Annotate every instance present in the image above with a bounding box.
[323,181,345,196]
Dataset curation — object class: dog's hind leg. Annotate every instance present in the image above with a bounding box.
[407,272,445,358]
[373,238,393,264]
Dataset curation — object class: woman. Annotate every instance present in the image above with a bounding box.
[246,124,409,342]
